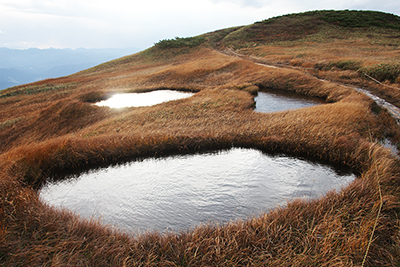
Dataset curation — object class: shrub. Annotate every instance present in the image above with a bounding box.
[324,60,362,71]
[359,63,400,83]
[154,36,206,49]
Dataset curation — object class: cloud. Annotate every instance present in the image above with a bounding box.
[0,0,272,48]
[208,0,264,8]
[0,0,399,49]
[0,0,81,18]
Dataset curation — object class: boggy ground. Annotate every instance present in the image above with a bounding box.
[2,13,400,265]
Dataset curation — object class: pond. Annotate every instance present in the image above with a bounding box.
[94,88,323,112]
[254,89,325,113]
[40,148,355,234]
[95,90,195,108]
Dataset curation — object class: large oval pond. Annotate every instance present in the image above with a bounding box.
[95,90,195,108]
[40,148,355,234]
[255,89,325,113]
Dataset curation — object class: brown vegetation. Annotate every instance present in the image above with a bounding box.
[1,11,400,266]
[233,25,400,107]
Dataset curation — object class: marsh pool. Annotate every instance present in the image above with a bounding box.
[254,89,324,113]
[94,88,323,112]
[40,148,355,234]
[95,90,195,108]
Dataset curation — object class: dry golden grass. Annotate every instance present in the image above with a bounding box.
[235,27,400,107]
[1,27,400,266]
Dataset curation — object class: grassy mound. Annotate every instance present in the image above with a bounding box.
[219,10,400,48]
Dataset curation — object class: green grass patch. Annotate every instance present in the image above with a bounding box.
[359,63,400,83]
[324,60,362,71]
[221,10,400,48]
[318,10,400,30]
[154,36,206,49]
[0,117,23,130]
[262,10,400,30]
[0,83,79,99]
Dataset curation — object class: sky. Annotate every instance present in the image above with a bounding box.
[0,0,399,51]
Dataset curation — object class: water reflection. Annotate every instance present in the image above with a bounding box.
[40,148,355,234]
[255,90,324,113]
[95,90,194,108]
[381,138,399,156]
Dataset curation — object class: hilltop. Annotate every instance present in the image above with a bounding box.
[1,10,400,266]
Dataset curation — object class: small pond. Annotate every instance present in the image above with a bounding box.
[40,148,355,234]
[95,88,323,112]
[254,89,325,113]
[95,90,195,108]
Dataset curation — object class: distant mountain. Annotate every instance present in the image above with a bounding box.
[0,68,36,89]
[0,47,139,90]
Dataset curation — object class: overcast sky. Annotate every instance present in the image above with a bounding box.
[1,0,399,50]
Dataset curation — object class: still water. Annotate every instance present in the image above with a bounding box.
[40,148,355,234]
[254,90,324,113]
[94,89,322,112]
[95,90,195,108]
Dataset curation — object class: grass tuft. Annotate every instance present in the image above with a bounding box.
[323,60,362,71]
[359,63,400,83]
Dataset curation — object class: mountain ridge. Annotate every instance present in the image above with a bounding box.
[0,47,139,89]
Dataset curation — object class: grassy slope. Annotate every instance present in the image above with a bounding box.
[1,10,400,266]
[217,10,400,107]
